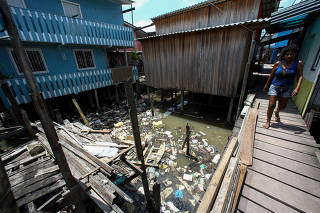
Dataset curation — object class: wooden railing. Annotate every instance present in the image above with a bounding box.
[0,6,134,47]
[0,66,138,108]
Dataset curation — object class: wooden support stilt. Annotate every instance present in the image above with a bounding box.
[0,158,19,213]
[107,86,112,101]
[71,97,90,128]
[153,181,161,213]
[236,35,256,119]
[88,91,95,109]
[115,86,120,104]
[136,83,140,98]
[180,90,184,111]
[160,89,164,102]
[147,86,154,116]
[227,97,234,123]
[94,89,100,110]
[20,109,35,138]
[53,109,64,124]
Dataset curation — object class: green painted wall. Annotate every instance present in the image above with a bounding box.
[292,77,314,112]
[293,16,320,113]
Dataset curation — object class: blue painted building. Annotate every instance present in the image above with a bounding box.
[0,0,137,108]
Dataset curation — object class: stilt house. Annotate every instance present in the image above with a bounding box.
[0,0,137,109]
[139,0,279,98]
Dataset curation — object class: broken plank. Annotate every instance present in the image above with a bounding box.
[212,157,239,212]
[71,97,90,127]
[5,152,46,171]
[87,174,116,205]
[104,145,134,164]
[16,180,66,207]
[13,173,63,199]
[37,190,64,211]
[196,137,238,213]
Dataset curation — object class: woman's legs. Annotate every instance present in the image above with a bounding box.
[263,95,277,129]
[274,97,289,121]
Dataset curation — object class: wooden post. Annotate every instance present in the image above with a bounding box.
[153,182,161,213]
[20,109,35,138]
[123,48,153,211]
[0,2,88,211]
[71,97,90,128]
[236,35,256,119]
[88,91,95,109]
[227,97,234,123]
[94,89,100,110]
[107,86,112,101]
[0,158,19,213]
[115,85,120,104]
[124,81,154,211]
[147,86,154,116]
[180,90,184,111]
[160,89,164,102]
[182,123,191,156]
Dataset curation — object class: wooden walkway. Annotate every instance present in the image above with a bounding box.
[236,95,320,213]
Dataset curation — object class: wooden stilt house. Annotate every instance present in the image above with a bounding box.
[139,0,279,99]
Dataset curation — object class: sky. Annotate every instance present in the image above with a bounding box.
[122,0,304,32]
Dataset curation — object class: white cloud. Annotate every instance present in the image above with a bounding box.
[135,20,155,32]
[133,0,149,8]
[183,0,197,6]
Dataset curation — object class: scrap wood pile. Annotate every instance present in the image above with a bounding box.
[197,95,258,213]
[33,120,138,212]
[1,140,70,212]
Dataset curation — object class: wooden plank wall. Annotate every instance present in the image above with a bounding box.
[153,0,261,34]
[141,27,251,97]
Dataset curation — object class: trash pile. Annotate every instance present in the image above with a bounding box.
[69,102,223,212]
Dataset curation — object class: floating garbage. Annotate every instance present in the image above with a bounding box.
[114,122,124,128]
[153,120,164,128]
[200,164,207,169]
[163,111,172,118]
[212,154,221,164]
[167,202,180,212]
[199,131,206,136]
[174,190,183,198]
[183,174,193,181]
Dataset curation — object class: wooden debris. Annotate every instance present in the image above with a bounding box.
[81,129,111,134]
[144,142,166,166]
[196,137,238,213]
[72,97,90,127]
[315,151,320,164]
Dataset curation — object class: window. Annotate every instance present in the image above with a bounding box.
[8,48,48,74]
[7,0,26,8]
[61,0,82,18]
[73,49,95,70]
[311,47,320,71]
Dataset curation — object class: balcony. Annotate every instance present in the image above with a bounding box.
[0,67,138,108]
[0,6,134,47]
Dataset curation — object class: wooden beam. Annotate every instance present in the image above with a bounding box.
[71,97,90,127]
[196,137,238,213]
[239,108,258,166]
[231,164,247,213]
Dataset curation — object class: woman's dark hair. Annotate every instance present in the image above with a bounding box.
[280,45,299,59]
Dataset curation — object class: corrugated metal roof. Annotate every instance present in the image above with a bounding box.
[269,0,320,33]
[138,18,270,40]
[151,0,278,21]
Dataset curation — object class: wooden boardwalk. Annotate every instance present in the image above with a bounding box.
[236,95,320,213]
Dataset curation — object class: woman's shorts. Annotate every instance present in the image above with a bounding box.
[268,84,292,98]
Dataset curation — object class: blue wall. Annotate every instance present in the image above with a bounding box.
[24,0,124,25]
[0,44,108,79]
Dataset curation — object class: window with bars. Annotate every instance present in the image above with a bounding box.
[73,49,95,70]
[61,0,82,18]
[9,49,48,74]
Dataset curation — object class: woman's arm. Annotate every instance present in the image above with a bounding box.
[263,61,279,92]
[292,60,303,96]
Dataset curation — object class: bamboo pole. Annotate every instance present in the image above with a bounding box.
[0,2,87,212]
[71,97,90,127]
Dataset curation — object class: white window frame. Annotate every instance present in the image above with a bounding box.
[7,0,26,8]
[61,0,83,19]
[72,49,96,70]
[7,48,49,75]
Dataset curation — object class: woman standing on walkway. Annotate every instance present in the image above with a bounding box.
[263,45,303,129]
